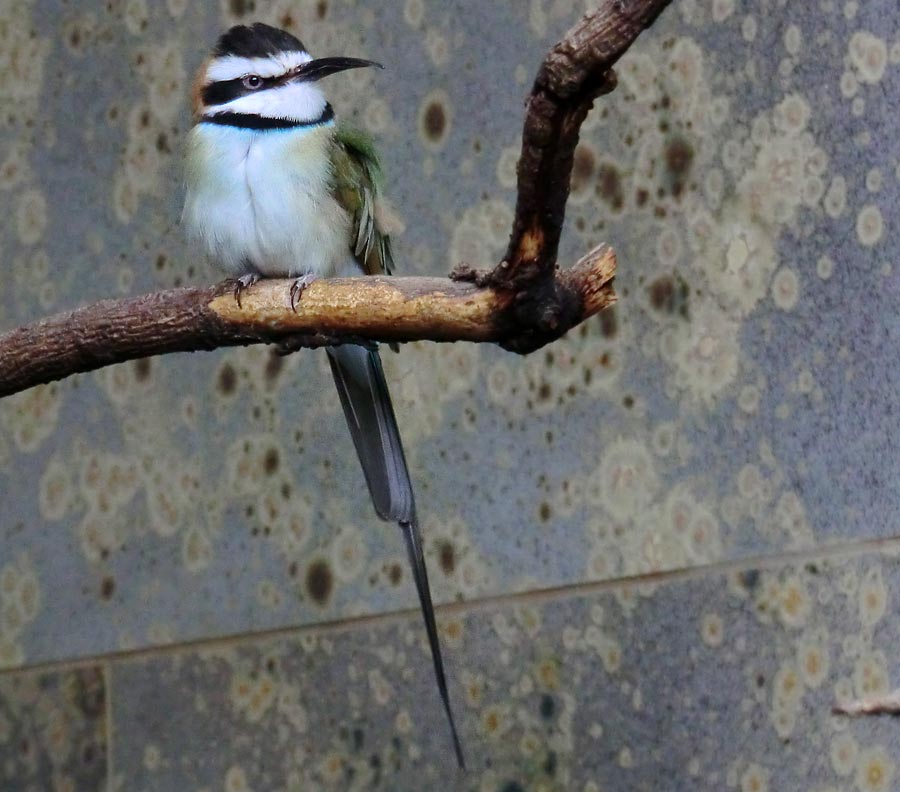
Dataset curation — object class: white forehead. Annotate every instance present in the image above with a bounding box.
[206,50,313,83]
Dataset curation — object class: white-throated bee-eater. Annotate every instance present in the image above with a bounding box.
[182,22,465,769]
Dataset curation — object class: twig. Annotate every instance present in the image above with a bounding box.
[0,0,674,398]
[833,690,900,717]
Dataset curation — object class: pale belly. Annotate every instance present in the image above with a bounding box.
[182,123,352,279]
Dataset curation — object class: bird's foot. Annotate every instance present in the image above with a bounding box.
[232,273,260,308]
[289,273,318,312]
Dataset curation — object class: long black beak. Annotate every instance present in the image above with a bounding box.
[289,57,383,83]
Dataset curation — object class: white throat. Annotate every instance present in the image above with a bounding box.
[183,120,351,280]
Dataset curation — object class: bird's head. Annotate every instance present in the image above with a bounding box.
[192,22,381,126]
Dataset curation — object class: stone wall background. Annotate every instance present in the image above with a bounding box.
[0,0,898,790]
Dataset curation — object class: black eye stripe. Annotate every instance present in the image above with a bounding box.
[201,74,282,107]
[202,78,243,106]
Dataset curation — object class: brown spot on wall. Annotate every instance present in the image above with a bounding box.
[539,502,552,522]
[596,164,624,211]
[422,100,447,144]
[647,274,690,318]
[133,358,151,382]
[316,0,328,18]
[599,306,618,338]
[217,363,237,396]
[648,274,675,311]
[100,577,115,600]
[664,135,694,198]
[444,621,463,642]
[539,694,555,720]
[570,144,596,194]
[263,448,279,476]
[438,541,456,575]
[306,560,333,605]
[229,0,255,17]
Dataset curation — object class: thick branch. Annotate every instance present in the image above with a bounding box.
[496,0,674,287]
[0,246,615,398]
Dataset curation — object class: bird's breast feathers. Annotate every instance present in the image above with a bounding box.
[183,122,352,279]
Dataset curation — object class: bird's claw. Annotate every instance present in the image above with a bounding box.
[232,274,260,308]
[289,274,318,312]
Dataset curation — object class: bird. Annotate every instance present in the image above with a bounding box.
[182,23,465,768]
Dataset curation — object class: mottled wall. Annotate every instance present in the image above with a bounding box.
[0,0,899,790]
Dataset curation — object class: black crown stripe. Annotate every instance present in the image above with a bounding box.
[214,23,306,59]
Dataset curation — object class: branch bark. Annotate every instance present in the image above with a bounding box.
[0,247,615,398]
[832,690,900,717]
[0,0,673,398]
[498,0,673,287]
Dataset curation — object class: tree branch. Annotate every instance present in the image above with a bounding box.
[0,0,673,398]
[0,247,615,398]
[497,0,673,287]
[832,690,900,717]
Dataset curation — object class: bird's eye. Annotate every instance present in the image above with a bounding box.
[242,75,262,89]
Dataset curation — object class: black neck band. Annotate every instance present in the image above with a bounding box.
[201,104,334,130]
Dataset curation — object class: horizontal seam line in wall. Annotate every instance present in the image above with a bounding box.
[2,532,899,679]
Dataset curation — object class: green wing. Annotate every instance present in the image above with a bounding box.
[331,124,395,277]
